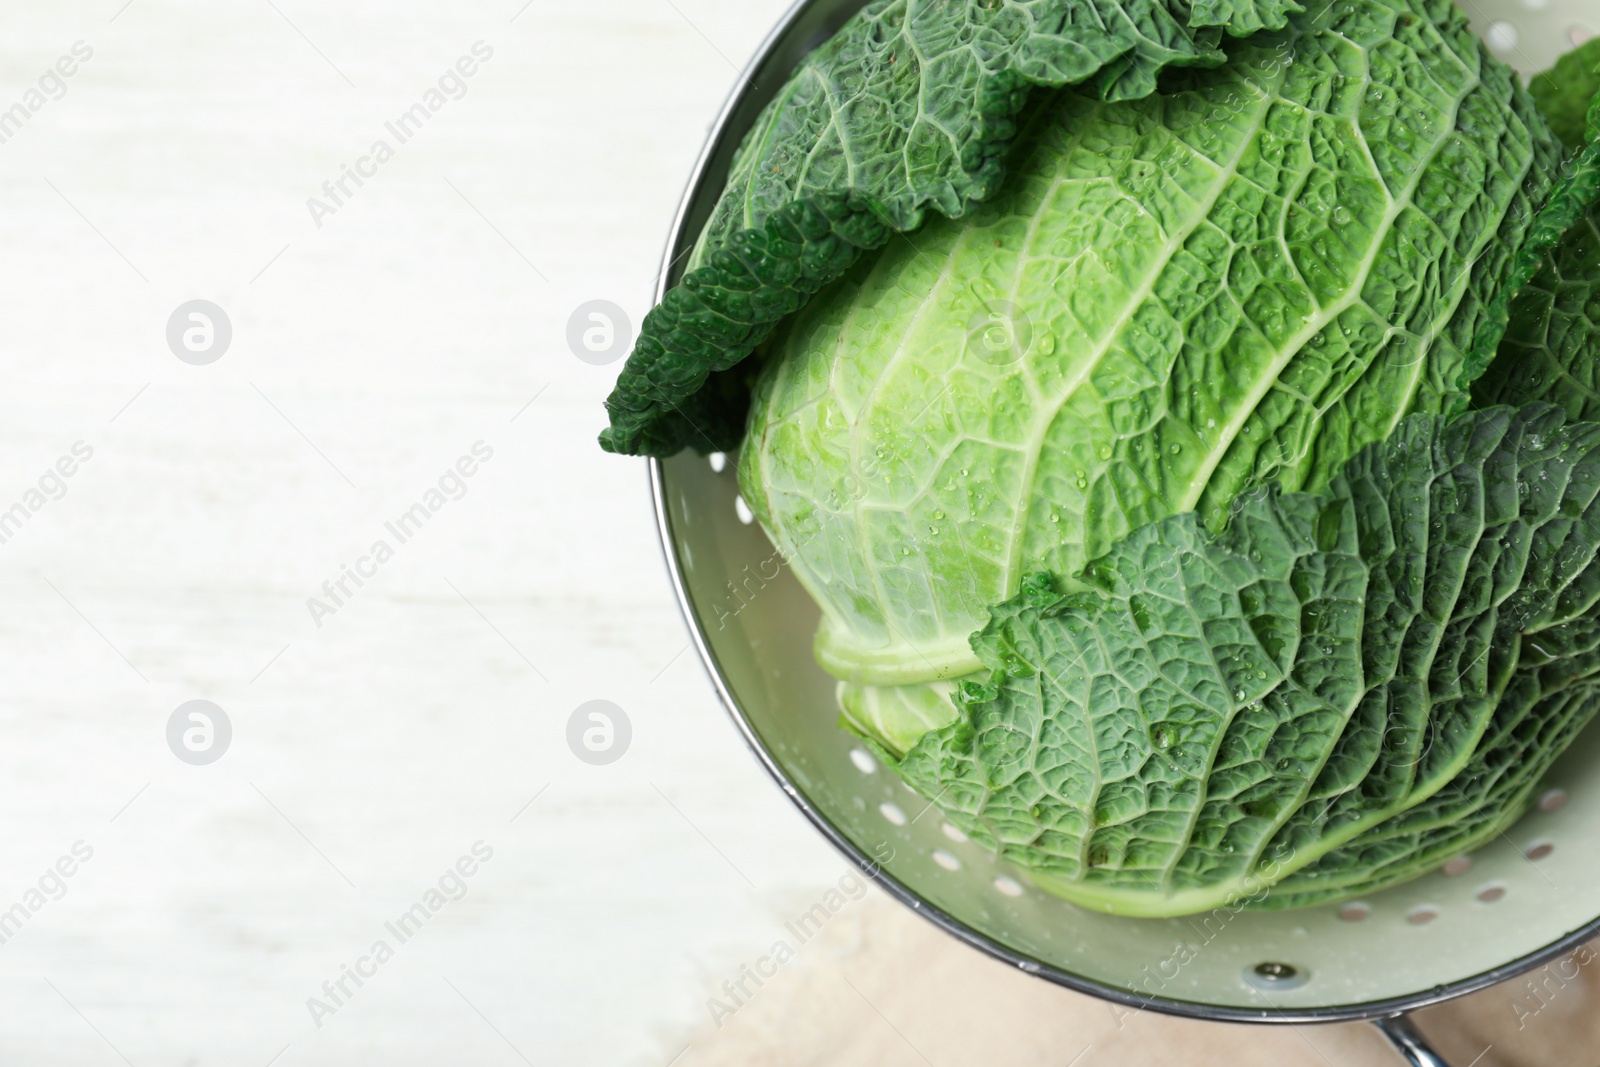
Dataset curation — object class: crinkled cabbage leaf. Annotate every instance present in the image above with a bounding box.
[740,0,1558,695]
[600,0,1311,456]
[605,0,1600,915]
[889,405,1600,914]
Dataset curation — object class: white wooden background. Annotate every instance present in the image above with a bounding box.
[0,1,855,1063]
[4,2,1600,1066]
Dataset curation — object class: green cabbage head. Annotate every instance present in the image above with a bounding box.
[740,0,1556,749]
[603,0,1600,916]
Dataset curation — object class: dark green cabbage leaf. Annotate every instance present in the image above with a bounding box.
[888,404,1600,915]
[600,0,1308,455]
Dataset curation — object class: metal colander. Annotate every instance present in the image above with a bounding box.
[647,2,1599,1062]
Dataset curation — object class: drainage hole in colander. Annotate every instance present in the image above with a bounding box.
[1244,961,1308,991]
[708,452,727,473]
[1526,839,1555,861]
[932,849,961,871]
[994,876,1024,897]
[734,495,755,524]
[1441,856,1472,877]
[1337,901,1371,922]
[1478,883,1507,903]
[849,747,878,774]
[1484,21,1519,53]
[1539,788,1569,813]
[941,822,968,844]
[1406,905,1439,925]
[879,801,907,826]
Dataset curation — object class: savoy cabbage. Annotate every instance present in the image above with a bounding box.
[604,0,1600,914]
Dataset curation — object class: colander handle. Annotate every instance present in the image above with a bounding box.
[1373,1014,1451,1067]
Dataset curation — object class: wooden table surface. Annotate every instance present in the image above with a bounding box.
[0,1,1595,1064]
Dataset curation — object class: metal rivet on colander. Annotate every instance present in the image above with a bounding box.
[1244,962,1308,991]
